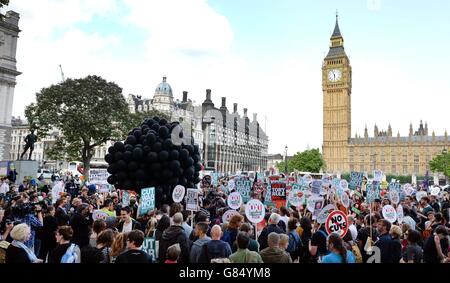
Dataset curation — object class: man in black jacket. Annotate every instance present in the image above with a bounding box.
[69,203,93,248]
[117,206,142,233]
[258,213,284,250]
[158,212,190,263]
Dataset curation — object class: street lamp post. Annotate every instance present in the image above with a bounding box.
[443,148,448,184]
[284,145,288,175]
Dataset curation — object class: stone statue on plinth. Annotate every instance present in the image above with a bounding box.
[20,130,38,160]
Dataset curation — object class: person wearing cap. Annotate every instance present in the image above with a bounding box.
[423,225,449,263]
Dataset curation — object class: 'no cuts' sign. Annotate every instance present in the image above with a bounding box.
[325,210,348,238]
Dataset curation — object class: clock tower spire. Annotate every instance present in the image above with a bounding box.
[322,14,352,173]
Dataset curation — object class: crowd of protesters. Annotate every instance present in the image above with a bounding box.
[0,172,449,264]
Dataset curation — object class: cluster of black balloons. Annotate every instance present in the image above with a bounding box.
[105,116,202,206]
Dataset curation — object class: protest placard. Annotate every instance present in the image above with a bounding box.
[382,205,397,224]
[172,185,186,203]
[245,199,265,224]
[341,192,350,208]
[307,196,324,213]
[325,210,348,238]
[317,204,336,224]
[89,169,110,184]
[349,172,364,190]
[140,187,155,216]
[186,188,199,211]
[122,191,130,207]
[93,210,109,221]
[415,191,427,202]
[373,170,383,182]
[142,237,159,263]
[396,205,404,224]
[311,180,322,195]
[227,192,243,210]
[222,209,241,223]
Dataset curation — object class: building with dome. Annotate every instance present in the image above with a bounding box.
[322,15,449,176]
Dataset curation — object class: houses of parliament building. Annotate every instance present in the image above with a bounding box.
[322,16,449,175]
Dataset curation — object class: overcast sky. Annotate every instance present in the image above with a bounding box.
[7,0,450,155]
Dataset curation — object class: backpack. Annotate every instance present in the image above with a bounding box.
[61,244,78,263]
[287,231,303,261]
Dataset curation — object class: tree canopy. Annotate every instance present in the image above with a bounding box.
[25,75,130,180]
[275,148,325,173]
[429,151,450,178]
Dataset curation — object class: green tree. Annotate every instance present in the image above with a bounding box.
[275,149,325,173]
[0,0,9,8]
[288,148,325,173]
[25,75,130,181]
[429,151,450,178]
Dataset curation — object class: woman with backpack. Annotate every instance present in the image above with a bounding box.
[48,226,81,263]
[286,218,302,262]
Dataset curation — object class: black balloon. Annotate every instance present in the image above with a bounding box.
[194,162,202,172]
[133,147,143,161]
[117,160,127,171]
[123,151,133,162]
[193,144,200,154]
[146,152,158,163]
[159,118,168,126]
[184,167,194,178]
[159,126,170,139]
[105,153,114,164]
[151,123,160,132]
[107,164,117,174]
[139,135,146,145]
[113,141,125,152]
[125,135,137,145]
[169,149,179,161]
[124,144,134,152]
[108,146,116,154]
[117,171,127,181]
[153,116,161,122]
[146,133,157,146]
[193,154,201,163]
[158,150,169,162]
[107,175,116,185]
[184,144,194,155]
[179,149,189,161]
[152,142,162,153]
[128,161,139,172]
[114,152,123,162]
[143,145,151,154]
[170,160,181,171]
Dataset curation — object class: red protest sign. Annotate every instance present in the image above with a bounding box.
[325,210,348,238]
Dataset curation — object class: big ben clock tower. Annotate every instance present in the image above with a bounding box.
[322,14,352,173]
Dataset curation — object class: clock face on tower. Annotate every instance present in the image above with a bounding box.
[327,69,342,82]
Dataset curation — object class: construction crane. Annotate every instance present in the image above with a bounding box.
[59,64,65,82]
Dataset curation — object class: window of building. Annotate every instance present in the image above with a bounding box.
[403,165,408,175]
[414,155,419,163]
[391,165,396,174]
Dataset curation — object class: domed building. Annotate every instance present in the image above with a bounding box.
[152,76,174,112]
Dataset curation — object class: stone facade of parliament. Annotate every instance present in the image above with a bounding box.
[322,16,449,175]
